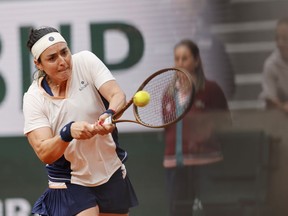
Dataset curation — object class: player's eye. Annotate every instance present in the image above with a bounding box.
[61,49,68,56]
[61,47,70,57]
[48,56,56,61]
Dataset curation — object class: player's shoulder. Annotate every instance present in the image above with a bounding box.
[73,50,98,60]
[72,51,103,67]
[25,80,39,95]
[24,80,44,103]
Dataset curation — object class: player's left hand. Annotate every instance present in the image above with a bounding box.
[93,113,115,135]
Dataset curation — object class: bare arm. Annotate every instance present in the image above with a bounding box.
[92,80,126,133]
[98,80,126,113]
[97,80,126,122]
[27,127,69,164]
[27,121,98,164]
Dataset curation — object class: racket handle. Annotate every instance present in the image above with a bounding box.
[103,115,112,125]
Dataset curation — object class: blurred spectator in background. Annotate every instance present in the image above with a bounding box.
[163,39,231,216]
[260,18,288,112]
[169,0,235,99]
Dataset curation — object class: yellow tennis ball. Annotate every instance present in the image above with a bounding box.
[133,90,150,107]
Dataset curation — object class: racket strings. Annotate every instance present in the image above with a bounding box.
[135,69,193,127]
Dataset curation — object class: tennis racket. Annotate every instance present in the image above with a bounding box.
[104,67,195,128]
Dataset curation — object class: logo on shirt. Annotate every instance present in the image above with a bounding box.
[79,80,89,91]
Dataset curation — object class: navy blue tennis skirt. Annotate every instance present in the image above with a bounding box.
[32,168,138,216]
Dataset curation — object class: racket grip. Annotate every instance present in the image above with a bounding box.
[103,115,112,125]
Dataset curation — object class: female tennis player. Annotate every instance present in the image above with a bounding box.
[23,26,138,216]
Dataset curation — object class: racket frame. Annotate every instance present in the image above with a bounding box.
[107,67,195,128]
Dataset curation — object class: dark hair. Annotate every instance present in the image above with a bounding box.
[26,26,59,51]
[27,26,59,79]
[174,39,205,90]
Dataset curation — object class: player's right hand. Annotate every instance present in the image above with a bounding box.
[70,121,97,140]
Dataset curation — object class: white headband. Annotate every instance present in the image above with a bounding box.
[31,32,66,60]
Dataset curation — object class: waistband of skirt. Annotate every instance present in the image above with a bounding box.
[48,181,67,189]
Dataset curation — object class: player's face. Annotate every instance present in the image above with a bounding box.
[174,45,199,75]
[276,23,288,62]
[35,42,72,84]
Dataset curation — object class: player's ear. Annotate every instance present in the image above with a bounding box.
[34,59,43,71]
